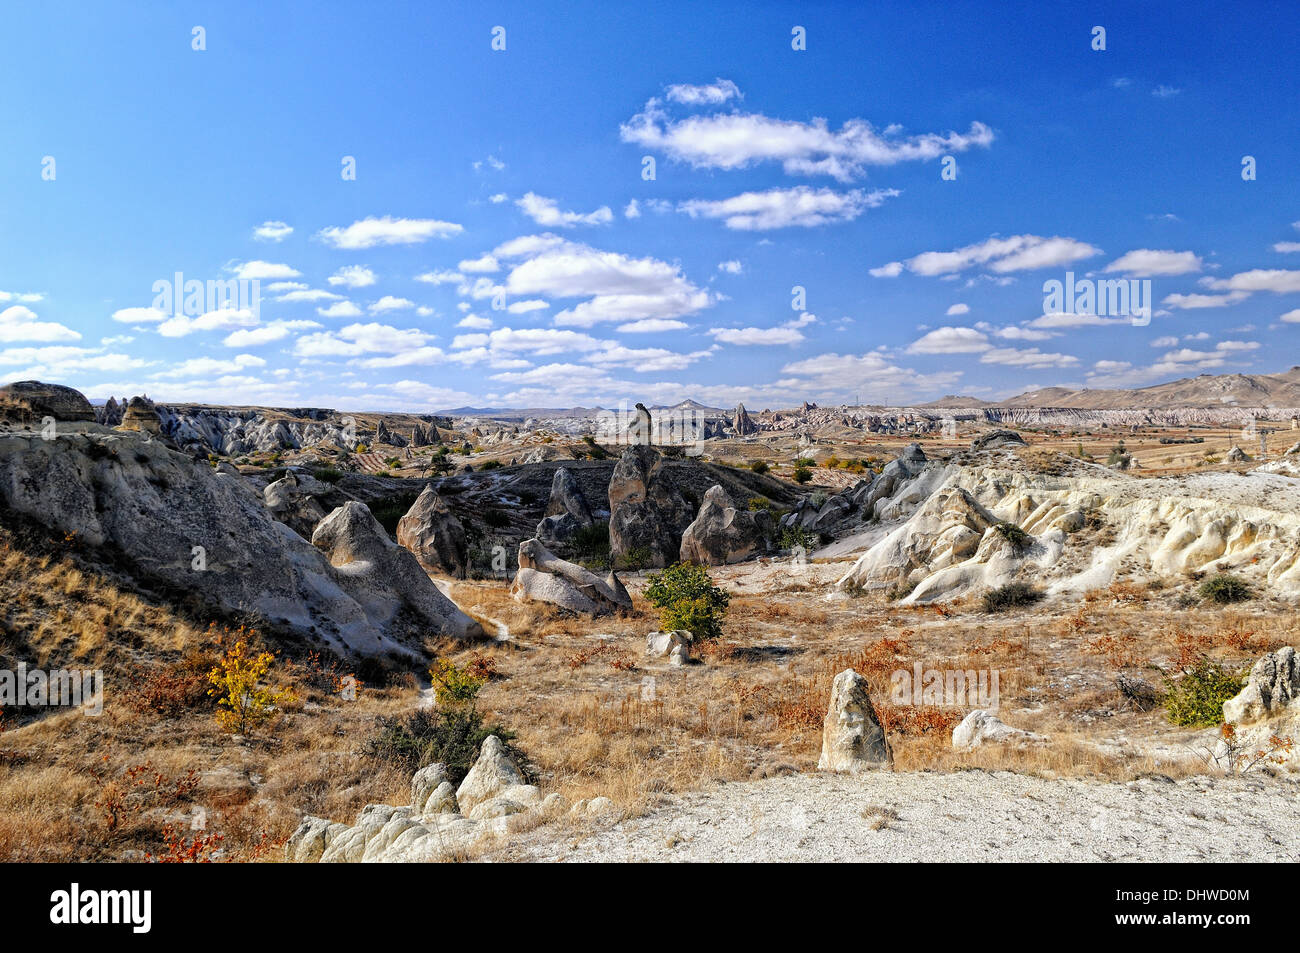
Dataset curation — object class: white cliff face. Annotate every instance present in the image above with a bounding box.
[837,452,1300,603]
[0,427,479,654]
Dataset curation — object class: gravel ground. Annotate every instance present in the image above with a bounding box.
[505,769,1300,862]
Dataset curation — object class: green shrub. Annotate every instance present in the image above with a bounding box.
[364,707,531,784]
[981,581,1043,612]
[994,521,1031,552]
[749,460,770,474]
[644,561,730,641]
[428,657,485,706]
[617,545,654,572]
[311,467,345,484]
[572,521,611,562]
[1198,574,1252,604]
[370,492,421,537]
[793,466,813,484]
[777,525,812,551]
[479,459,503,471]
[747,497,773,512]
[1163,656,1243,727]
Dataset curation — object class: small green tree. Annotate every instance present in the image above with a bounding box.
[644,562,730,641]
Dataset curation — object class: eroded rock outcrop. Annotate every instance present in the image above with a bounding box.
[396,484,468,578]
[535,467,595,556]
[952,710,1042,749]
[1218,647,1300,770]
[608,445,693,568]
[313,501,484,641]
[0,380,96,424]
[510,538,631,616]
[0,428,477,655]
[263,469,328,540]
[818,669,890,772]
[679,484,772,565]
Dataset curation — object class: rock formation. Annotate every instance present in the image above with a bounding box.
[678,484,772,565]
[970,428,1027,451]
[0,380,96,424]
[119,396,162,435]
[608,445,694,568]
[0,428,479,654]
[1218,647,1300,770]
[646,630,693,666]
[732,403,757,436]
[510,538,631,616]
[817,669,890,772]
[396,484,469,578]
[535,467,595,555]
[312,502,484,640]
[952,710,1041,749]
[263,469,328,539]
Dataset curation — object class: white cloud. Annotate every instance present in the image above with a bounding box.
[1280,309,1300,323]
[945,303,970,316]
[157,308,258,338]
[414,270,461,285]
[457,315,493,329]
[1206,269,1300,294]
[111,306,168,324]
[0,291,44,303]
[458,254,500,273]
[221,320,320,347]
[506,299,548,314]
[153,354,266,378]
[1162,291,1250,309]
[230,260,301,280]
[679,186,896,230]
[265,281,307,293]
[621,99,993,182]
[980,347,1079,369]
[1028,311,1130,328]
[1150,336,1180,347]
[276,288,342,303]
[869,261,903,278]
[1104,249,1202,276]
[368,296,416,313]
[327,265,377,288]
[907,326,990,354]
[664,78,742,106]
[624,200,641,219]
[0,306,81,343]
[717,260,743,275]
[1272,242,1300,253]
[294,322,434,359]
[618,318,688,333]
[895,235,1101,277]
[252,221,293,242]
[317,215,463,249]
[316,301,363,319]
[516,192,614,228]
[1152,85,1182,98]
[709,313,815,346]
[488,193,508,204]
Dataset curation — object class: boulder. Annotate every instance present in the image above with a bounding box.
[678,484,772,565]
[646,630,693,666]
[263,470,327,540]
[952,709,1039,749]
[396,484,469,578]
[1226,445,1249,463]
[971,429,1027,451]
[608,445,693,568]
[536,467,595,555]
[0,380,96,424]
[312,501,484,640]
[510,538,632,616]
[284,815,350,863]
[1222,647,1298,725]
[455,735,526,816]
[410,763,450,814]
[817,669,891,772]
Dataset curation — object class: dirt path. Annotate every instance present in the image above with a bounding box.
[502,769,1300,862]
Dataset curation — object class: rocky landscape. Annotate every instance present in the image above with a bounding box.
[2,377,1300,863]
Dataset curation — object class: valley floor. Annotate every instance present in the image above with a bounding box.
[499,769,1300,863]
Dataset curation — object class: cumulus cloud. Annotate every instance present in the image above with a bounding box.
[664,78,742,105]
[111,306,168,325]
[621,98,993,182]
[708,313,815,346]
[327,265,377,288]
[1206,269,1300,294]
[678,186,896,230]
[317,215,463,249]
[1161,291,1250,309]
[1104,249,1202,276]
[229,260,301,280]
[888,235,1101,277]
[157,308,258,338]
[458,254,500,273]
[368,296,416,313]
[516,193,614,228]
[907,326,990,354]
[316,301,363,319]
[945,303,970,316]
[0,305,81,343]
[252,221,293,242]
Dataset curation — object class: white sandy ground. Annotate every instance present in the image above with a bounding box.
[500,770,1300,862]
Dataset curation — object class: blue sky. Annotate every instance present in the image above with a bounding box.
[2,0,1299,411]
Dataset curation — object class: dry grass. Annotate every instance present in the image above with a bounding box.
[0,518,1295,861]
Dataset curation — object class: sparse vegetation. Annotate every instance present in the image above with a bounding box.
[981,581,1043,612]
[644,561,731,641]
[1162,657,1243,727]
[1198,573,1252,604]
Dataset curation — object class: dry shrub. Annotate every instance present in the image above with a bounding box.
[1086,633,1145,669]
